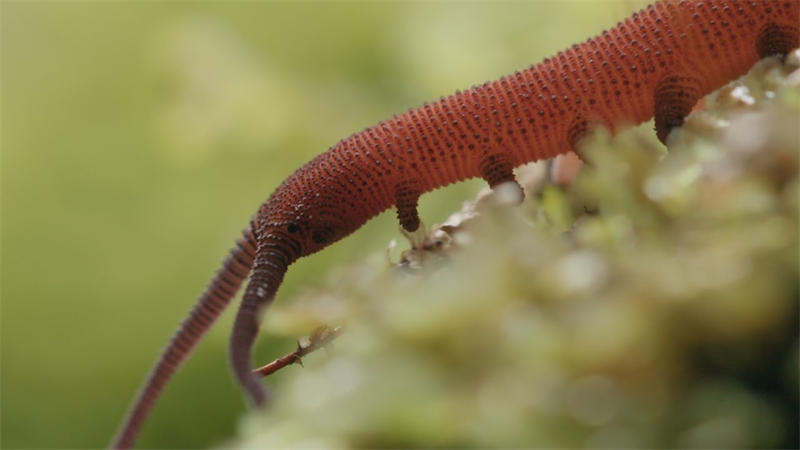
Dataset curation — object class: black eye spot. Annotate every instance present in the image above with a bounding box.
[312,226,335,245]
[287,223,300,234]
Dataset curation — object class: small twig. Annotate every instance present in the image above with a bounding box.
[253,326,342,377]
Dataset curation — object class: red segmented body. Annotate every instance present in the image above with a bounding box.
[263,0,798,232]
[112,1,799,447]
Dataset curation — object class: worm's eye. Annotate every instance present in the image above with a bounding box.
[287,223,300,234]
[312,226,335,245]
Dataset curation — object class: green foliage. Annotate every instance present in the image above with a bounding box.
[233,57,799,448]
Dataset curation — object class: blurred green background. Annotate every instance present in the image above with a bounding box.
[1,1,650,448]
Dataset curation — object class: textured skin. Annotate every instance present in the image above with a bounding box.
[112,1,799,447]
[111,229,256,448]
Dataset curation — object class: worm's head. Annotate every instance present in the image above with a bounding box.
[256,183,352,260]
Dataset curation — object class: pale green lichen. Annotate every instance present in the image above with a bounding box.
[231,54,799,448]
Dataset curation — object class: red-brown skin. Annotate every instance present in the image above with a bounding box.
[112,1,799,447]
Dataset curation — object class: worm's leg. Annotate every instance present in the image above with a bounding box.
[653,75,702,145]
[756,22,799,60]
[550,116,595,185]
[395,180,426,248]
[550,151,585,186]
[480,153,523,204]
[395,180,422,233]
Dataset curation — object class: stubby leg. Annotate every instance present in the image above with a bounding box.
[395,180,421,233]
[479,153,524,203]
[566,117,591,155]
[653,75,702,145]
[550,116,595,185]
[756,23,800,60]
[395,180,427,248]
[550,151,584,186]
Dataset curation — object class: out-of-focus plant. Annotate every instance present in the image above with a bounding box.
[230,55,799,448]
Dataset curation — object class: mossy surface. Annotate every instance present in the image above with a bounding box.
[232,56,799,448]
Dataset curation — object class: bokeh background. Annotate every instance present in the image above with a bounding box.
[2,1,651,448]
